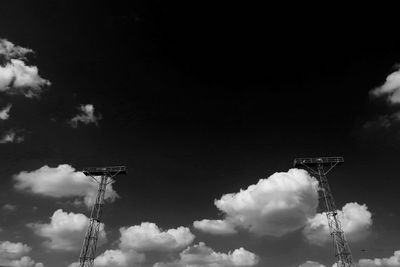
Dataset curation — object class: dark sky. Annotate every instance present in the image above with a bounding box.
[1,2,400,267]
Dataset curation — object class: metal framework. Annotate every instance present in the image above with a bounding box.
[78,166,127,267]
[294,157,354,267]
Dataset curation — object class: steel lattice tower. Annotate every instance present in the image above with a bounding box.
[78,166,126,267]
[294,157,355,267]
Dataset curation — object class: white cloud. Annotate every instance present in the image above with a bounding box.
[0,241,43,267]
[0,59,51,97]
[371,68,400,104]
[0,39,33,60]
[0,39,50,98]
[153,242,259,267]
[0,241,31,259]
[2,203,17,211]
[3,256,44,267]
[69,104,101,128]
[213,168,319,236]
[94,249,145,267]
[28,209,106,251]
[119,222,195,252]
[299,261,326,267]
[193,219,237,235]
[0,103,12,120]
[0,129,24,144]
[13,164,118,207]
[358,250,400,267]
[68,249,145,267]
[303,202,372,245]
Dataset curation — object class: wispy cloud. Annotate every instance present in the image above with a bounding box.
[298,261,326,267]
[193,219,237,235]
[69,104,102,128]
[371,67,400,104]
[0,103,11,120]
[2,203,16,211]
[154,242,259,267]
[0,129,24,144]
[0,38,50,97]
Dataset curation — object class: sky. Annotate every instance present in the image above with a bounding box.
[0,2,400,267]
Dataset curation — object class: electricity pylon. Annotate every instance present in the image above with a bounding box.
[294,157,354,267]
[78,166,126,267]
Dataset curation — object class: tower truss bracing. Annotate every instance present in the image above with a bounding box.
[78,166,127,267]
[294,157,355,267]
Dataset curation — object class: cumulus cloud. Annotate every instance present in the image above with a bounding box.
[0,241,31,259]
[119,222,195,252]
[68,221,193,267]
[0,241,43,267]
[0,129,24,144]
[13,164,118,207]
[68,249,145,267]
[0,103,12,120]
[193,219,237,235]
[0,39,50,97]
[28,209,106,251]
[0,39,33,60]
[211,168,319,236]
[69,104,101,128]
[303,202,372,245]
[299,261,326,267]
[358,250,400,267]
[371,67,400,104]
[94,249,145,267]
[153,242,259,267]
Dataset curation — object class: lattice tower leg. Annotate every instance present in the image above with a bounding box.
[79,175,108,267]
[316,164,355,267]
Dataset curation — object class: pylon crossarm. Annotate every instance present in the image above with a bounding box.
[107,171,120,180]
[324,161,340,175]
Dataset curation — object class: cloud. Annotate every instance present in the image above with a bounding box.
[358,250,400,267]
[303,202,372,245]
[371,67,400,104]
[28,209,106,251]
[299,261,326,267]
[119,222,195,252]
[68,221,193,267]
[0,241,43,267]
[0,39,50,97]
[94,249,145,267]
[68,249,145,267]
[0,103,12,120]
[193,219,237,235]
[2,203,17,211]
[0,39,33,60]
[69,104,101,128]
[0,129,24,144]
[212,168,319,236]
[13,164,118,207]
[0,59,51,97]
[0,241,31,259]
[153,242,259,267]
